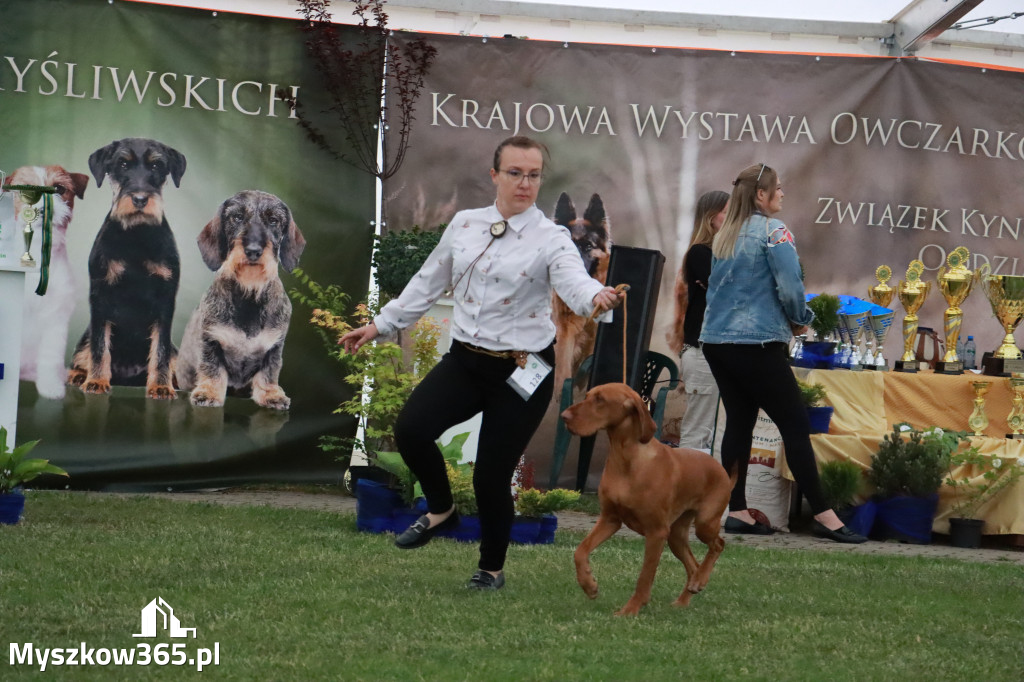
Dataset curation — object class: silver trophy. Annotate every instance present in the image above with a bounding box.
[866,308,896,370]
[839,310,870,368]
[834,318,852,369]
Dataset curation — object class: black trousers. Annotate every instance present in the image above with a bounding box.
[394,341,555,572]
[701,342,828,514]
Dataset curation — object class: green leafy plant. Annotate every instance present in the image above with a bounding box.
[366,432,473,508]
[819,459,864,511]
[0,427,68,494]
[514,488,582,518]
[868,423,970,499]
[372,225,445,299]
[807,293,841,341]
[796,379,828,407]
[288,267,352,357]
[944,450,1024,519]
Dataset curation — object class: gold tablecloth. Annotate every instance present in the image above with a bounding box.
[786,368,1024,536]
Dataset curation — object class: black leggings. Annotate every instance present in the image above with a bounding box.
[394,341,555,572]
[701,342,828,514]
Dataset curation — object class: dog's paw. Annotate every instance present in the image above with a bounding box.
[190,390,224,408]
[254,387,290,411]
[81,379,111,394]
[147,384,178,401]
[614,601,643,617]
[67,368,87,387]
[577,577,599,600]
[36,380,66,400]
[672,593,694,608]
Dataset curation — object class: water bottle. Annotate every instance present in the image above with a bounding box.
[956,335,965,362]
[964,335,976,370]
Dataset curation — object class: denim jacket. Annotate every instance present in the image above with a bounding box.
[699,213,814,345]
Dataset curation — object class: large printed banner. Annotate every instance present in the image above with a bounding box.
[383,33,1024,482]
[1,0,375,488]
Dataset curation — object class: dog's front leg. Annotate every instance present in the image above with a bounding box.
[190,339,228,407]
[574,515,622,600]
[82,322,113,394]
[251,342,290,411]
[146,322,177,400]
[617,529,669,616]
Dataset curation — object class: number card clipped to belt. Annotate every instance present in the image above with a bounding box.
[506,353,552,400]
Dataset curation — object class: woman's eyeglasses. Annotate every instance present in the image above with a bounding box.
[498,169,544,185]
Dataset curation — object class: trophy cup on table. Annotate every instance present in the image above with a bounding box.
[968,380,991,436]
[866,266,896,370]
[1005,376,1024,439]
[935,247,974,374]
[894,260,931,373]
[838,307,870,370]
[975,263,1024,376]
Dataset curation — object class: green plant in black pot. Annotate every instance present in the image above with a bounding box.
[372,225,445,300]
[807,293,841,342]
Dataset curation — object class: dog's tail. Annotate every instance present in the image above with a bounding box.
[726,458,740,488]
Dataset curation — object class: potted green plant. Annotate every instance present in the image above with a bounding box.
[797,379,833,434]
[0,427,69,525]
[868,423,969,544]
[944,450,1024,548]
[371,225,445,300]
[513,487,581,544]
[801,293,841,368]
[819,458,875,536]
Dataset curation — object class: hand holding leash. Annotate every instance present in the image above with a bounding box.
[589,284,629,321]
[340,323,379,354]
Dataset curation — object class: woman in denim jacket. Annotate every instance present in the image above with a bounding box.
[700,163,866,544]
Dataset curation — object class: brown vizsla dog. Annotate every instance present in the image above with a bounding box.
[561,382,736,616]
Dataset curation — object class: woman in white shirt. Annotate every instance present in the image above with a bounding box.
[341,136,622,590]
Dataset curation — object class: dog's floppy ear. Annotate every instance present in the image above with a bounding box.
[88,140,119,187]
[280,215,306,271]
[553,192,576,228]
[69,173,89,200]
[626,390,657,444]
[197,211,227,271]
[162,144,187,188]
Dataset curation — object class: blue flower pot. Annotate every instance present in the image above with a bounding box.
[0,490,26,525]
[537,514,558,544]
[873,494,938,544]
[510,517,542,544]
[355,479,404,533]
[838,499,877,537]
[806,406,834,434]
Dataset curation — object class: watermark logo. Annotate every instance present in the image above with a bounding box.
[9,598,219,672]
[133,597,196,639]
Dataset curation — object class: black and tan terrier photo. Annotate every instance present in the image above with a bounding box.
[68,137,186,400]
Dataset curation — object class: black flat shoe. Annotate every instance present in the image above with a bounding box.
[394,510,460,549]
[724,516,775,535]
[467,570,505,590]
[811,520,868,544]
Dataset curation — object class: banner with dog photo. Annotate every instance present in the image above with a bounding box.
[0,0,376,487]
[381,32,1024,488]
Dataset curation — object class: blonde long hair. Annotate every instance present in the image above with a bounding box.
[666,190,729,354]
[712,163,778,259]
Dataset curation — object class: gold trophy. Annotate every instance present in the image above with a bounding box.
[1006,376,1024,439]
[935,247,974,374]
[868,265,895,308]
[975,263,1024,376]
[968,381,991,436]
[894,260,931,373]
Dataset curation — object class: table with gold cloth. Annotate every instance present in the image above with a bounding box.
[785,368,1024,536]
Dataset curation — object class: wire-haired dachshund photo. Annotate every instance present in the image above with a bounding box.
[175,190,306,410]
[551,192,612,393]
[68,137,186,399]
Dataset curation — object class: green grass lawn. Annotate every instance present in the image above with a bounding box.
[1,492,1021,681]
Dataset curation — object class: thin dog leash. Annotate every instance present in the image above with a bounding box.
[586,283,631,383]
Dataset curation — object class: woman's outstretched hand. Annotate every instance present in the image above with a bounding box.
[340,323,379,354]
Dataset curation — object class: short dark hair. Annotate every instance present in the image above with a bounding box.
[493,135,549,171]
